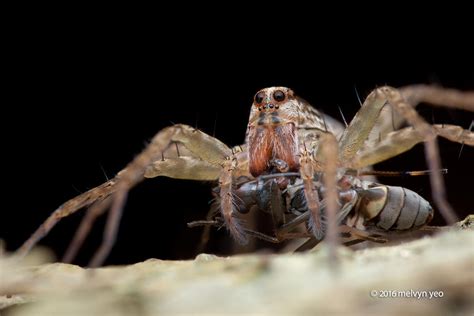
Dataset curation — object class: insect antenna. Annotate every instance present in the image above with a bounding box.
[356,169,448,177]
[187,219,221,228]
[244,172,301,185]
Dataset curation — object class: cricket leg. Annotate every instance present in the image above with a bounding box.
[195,204,220,254]
[338,225,387,245]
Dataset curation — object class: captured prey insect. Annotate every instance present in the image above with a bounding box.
[15,85,474,266]
[189,168,439,251]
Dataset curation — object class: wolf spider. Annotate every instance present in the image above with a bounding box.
[15,85,474,266]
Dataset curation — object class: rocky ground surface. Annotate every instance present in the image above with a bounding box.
[1,216,473,315]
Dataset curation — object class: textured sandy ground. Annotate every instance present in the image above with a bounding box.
[1,217,473,315]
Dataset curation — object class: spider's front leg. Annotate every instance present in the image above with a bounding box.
[17,124,244,266]
[216,155,249,244]
[95,124,253,264]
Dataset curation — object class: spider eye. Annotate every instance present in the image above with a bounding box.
[273,90,286,102]
[254,91,265,104]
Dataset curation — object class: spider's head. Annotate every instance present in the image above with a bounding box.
[247,87,300,177]
[250,87,297,126]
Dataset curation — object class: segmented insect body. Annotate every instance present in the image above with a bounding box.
[222,173,434,246]
[348,182,434,231]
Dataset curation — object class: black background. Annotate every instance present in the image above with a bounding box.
[2,22,473,266]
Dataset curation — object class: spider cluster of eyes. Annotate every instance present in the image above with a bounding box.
[254,89,287,111]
